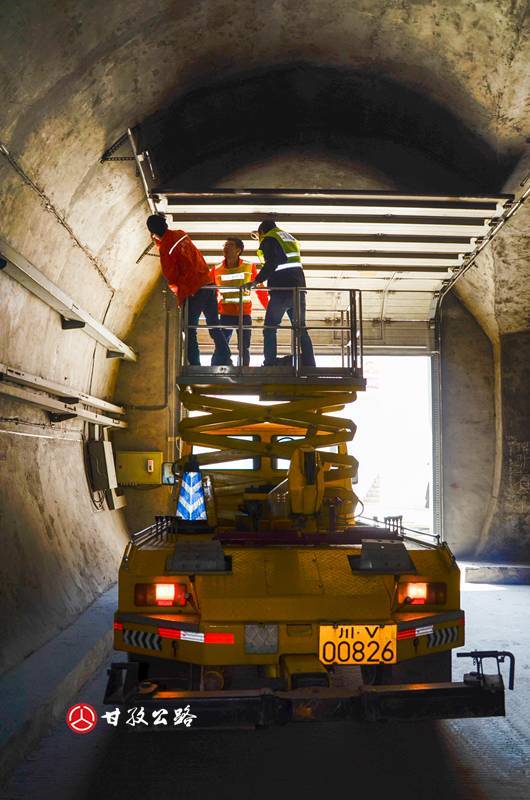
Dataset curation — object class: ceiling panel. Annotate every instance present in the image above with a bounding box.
[150,189,512,335]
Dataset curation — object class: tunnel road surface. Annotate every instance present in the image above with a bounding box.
[1,581,529,800]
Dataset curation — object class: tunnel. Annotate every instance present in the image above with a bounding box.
[0,1,529,798]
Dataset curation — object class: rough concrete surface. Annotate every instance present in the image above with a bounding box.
[0,585,117,785]
[441,294,496,556]
[466,565,530,584]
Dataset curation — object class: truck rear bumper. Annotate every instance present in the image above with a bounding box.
[104,660,507,727]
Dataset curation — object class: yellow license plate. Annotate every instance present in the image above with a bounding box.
[319,624,397,665]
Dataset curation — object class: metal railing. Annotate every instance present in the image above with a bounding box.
[177,285,364,379]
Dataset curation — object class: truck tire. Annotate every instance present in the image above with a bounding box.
[361,650,452,685]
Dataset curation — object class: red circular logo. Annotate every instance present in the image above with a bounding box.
[66,703,98,734]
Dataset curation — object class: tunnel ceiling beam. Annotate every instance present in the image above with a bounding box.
[0,240,137,362]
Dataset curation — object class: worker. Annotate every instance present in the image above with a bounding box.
[211,237,268,366]
[243,220,316,367]
[146,215,232,366]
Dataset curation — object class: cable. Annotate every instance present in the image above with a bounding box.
[0,141,114,291]
[353,498,365,520]
[81,428,106,511]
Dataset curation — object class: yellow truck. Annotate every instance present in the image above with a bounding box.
[105,290,514,727]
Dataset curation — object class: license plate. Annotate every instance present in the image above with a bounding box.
[319,624,397,665]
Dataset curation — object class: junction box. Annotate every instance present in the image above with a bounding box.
[116,450,163,486]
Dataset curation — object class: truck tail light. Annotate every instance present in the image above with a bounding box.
[398,582,446,606]
[134,583,188,607]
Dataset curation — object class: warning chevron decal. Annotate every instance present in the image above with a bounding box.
[123,628,162,651]
[427,626,459,648]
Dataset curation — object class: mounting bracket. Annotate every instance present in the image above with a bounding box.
[60,315,86,330]
[48,412,77,423]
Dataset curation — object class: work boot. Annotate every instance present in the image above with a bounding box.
[276,355,293,366]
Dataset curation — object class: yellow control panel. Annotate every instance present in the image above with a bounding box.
[116,451,163,486]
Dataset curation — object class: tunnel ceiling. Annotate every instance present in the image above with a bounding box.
[137,64,514,192]
[0,0,529,391]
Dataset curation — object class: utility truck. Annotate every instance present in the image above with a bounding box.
[105,284,513,727]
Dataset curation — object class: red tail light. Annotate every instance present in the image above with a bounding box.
[398,582,446,606]
[134,583,188,607]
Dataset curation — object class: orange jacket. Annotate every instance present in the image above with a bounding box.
[156,229,211,306]
[211,259,269,316]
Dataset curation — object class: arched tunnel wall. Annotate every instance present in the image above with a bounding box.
[0,1,528,677]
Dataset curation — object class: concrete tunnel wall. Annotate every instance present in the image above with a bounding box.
[0,0,529,677]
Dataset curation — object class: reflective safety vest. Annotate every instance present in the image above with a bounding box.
[256,227,303,271]
[213,259,256,316]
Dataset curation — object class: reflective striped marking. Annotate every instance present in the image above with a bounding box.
[217,287,251,294]
[398,616,464,643]
[286,252,301,258]
[168,233,188,254]
[220,272,246,281]
[177,471,206,521]
[123,628,162,651]
[158,627,235,644]
[276,262,301,271]
[397,624,434,640]
[427,625,461,648]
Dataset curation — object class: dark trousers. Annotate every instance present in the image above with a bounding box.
[220,314,252,366]
[263,289,316,366]
[185,286,232,366]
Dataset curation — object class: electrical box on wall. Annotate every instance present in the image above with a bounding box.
[88,440,118,490]
[116,451,164,486]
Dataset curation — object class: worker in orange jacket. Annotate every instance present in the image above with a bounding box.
[211,238,268,366]
[146,215,232,366]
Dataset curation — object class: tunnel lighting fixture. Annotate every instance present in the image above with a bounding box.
[160,202,501,218]
[189,238,476,253]
[203,254,461,268]
[0,239,136,361]
[170,221,490,237]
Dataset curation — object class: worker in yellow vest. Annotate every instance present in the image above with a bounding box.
[244,220,316,367]
[212,238,268,366]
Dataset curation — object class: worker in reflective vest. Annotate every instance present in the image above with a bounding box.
[244,219,316,367]
[146,214,232,367]
[211,238,268,366]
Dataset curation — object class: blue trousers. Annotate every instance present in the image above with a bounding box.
[263,289,316,366]
[185,286,232,366]
[219,314,252,366]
